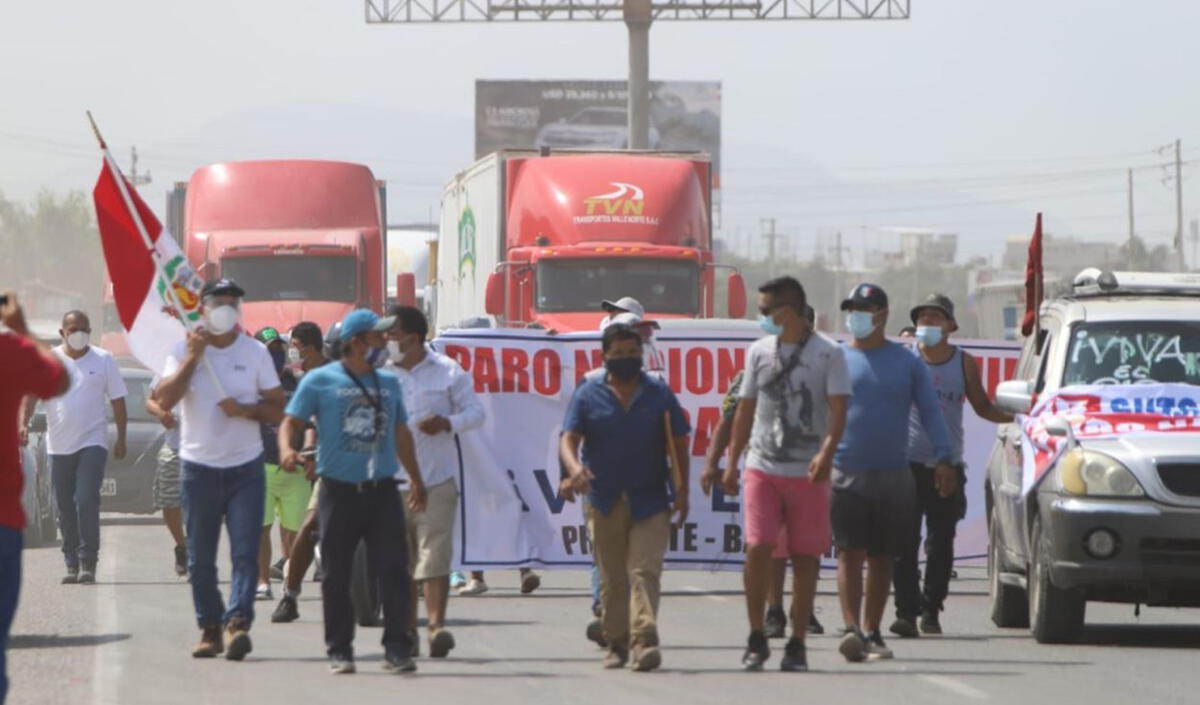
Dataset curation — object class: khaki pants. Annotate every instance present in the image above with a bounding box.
[588,496,670,648]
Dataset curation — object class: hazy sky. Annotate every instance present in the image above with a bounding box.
[3,0,1199,266]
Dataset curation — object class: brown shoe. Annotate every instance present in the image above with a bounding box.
[429,628,456,658]
[520,570,541,595]
[602,645,629,669]
[631,642,662,672]
[223,618,253,661]
[192,625,224,658]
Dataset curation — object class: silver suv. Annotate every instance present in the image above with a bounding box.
[986,268,1200,643]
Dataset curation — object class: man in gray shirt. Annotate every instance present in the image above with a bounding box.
[718,276,850,673]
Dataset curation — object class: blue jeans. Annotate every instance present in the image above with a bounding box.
[182,455,265,628]
[0,526,23,704]
[50,446,108,567]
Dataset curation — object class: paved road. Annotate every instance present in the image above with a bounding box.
[8,516,1200,705]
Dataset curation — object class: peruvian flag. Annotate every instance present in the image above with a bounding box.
[93,157,203,374]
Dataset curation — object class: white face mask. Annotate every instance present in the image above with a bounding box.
[287,346,302,365]
[65,331,90,351]
[204,305,240,335]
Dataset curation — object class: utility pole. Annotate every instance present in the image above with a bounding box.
[761,217,778,277]
[1127,167,1135,269]
[1175,139,1184,268]
[128,146,151,187]
[364,0,911,150]
[833,231,845,334]
[1191,218,1199,272]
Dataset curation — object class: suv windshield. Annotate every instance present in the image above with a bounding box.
[221,256,356,303]
[1063,321,1200,386]
[536,258,699,314]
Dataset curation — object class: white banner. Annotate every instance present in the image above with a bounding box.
[437,326,1020,570]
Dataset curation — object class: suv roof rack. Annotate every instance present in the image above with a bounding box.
[1071,267,1200,298]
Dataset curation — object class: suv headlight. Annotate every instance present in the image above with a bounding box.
[1058,448,1144,497]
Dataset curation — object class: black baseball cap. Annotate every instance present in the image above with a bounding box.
[910,294,958,331]
[200,278,245,299]
[840,283,889,311]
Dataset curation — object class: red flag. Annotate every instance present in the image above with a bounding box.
[1020,213,1043,337]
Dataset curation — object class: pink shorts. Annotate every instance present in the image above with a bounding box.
[744,469,832,557]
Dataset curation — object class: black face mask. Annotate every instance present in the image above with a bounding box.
[605,357,643,381]
[269,348,286,373]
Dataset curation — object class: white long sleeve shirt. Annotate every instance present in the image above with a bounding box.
[390,347,486,488]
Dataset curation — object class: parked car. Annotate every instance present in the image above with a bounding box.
[20,413,57,548]
[100,367,162,515]
[986,268,1200,643]
[533,107,661,150]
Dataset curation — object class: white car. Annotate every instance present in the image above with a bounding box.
[534,107,661,150]
[20,414,57,548]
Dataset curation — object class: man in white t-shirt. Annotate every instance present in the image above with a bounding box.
[156,279,284,662]
[37,310,128,586]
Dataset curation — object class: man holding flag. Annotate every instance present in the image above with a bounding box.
[155,280,285,660]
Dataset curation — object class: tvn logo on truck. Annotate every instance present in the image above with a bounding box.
[576,183,660,226]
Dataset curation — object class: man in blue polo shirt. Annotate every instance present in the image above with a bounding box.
[560,323,690,673]
[279,309,427,676]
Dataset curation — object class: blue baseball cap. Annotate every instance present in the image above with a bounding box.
[340,309,396,340]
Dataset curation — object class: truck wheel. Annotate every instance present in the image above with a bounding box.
[1029,516,1085,643]
[350,540,383,627]
[989,507,1028,628]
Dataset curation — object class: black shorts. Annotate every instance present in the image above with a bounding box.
[830,467,917,558]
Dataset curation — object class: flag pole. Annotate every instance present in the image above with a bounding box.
[87,112,227,396]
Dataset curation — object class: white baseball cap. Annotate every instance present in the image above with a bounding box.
[600,296,645,319]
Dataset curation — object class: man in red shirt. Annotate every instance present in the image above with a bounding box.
[1,291,70,703]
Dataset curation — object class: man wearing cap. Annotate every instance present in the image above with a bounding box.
[278,309,426,675]
[155,279,285,661]
[254,327,307,602]
[832,283,954,663]
[599,297,645,330]
[890,295,1012,638]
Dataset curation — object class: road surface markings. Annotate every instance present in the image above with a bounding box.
[681,585,727,603]
[919,674,989,700]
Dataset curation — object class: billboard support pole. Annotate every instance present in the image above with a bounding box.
[625,0,652,150]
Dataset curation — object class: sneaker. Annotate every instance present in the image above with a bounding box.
[807,613,825,635]
[449,571,467,589]
[458,578,488,596]
[78,563,96,585]
[742,630,770,671]
[865,631,894,660]
[838,628,866,663]
[631,642,662,672]
[780,638,808,672]
[429,629,456,658]
[255,583,273,601]
[328,654,356,675]
[223,619,253,661]
[383,652,417,674]
[919,610,943,635]
[520,570,541,594]
[62,565,79,585]
[764,606,787,639]
[586,618,608,648]
[174,545,188,577]
[192,625,224,658]
[271,595,299,623]
[602,645,629,669]
[270,558,286,582]
[889,616,920,638]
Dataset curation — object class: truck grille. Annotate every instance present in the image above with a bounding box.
[1157,464,1200,497]
[1141,537,1200,566]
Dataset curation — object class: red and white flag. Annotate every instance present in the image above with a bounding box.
[1020,212,1043,338]
[93,157,203,374]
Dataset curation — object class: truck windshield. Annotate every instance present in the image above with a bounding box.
[221,256,357,303]
[1063,321,1200,386]
[535,258,699,314]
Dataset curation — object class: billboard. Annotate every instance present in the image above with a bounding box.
[475,80,722,188]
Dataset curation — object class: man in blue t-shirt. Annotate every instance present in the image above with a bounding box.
[560,323,691,673]
[832,283,954,664]
[279,309,426,676]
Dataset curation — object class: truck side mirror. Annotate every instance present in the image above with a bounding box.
[727,272,747,319]
[484,271,504,316]
[995,379,1034,414]
[395,273,416,307]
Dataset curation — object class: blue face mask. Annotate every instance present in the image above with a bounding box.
[366,345,388,369]
[846,311,877,339]
[758,314,783,336]
[915,325,944,347]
